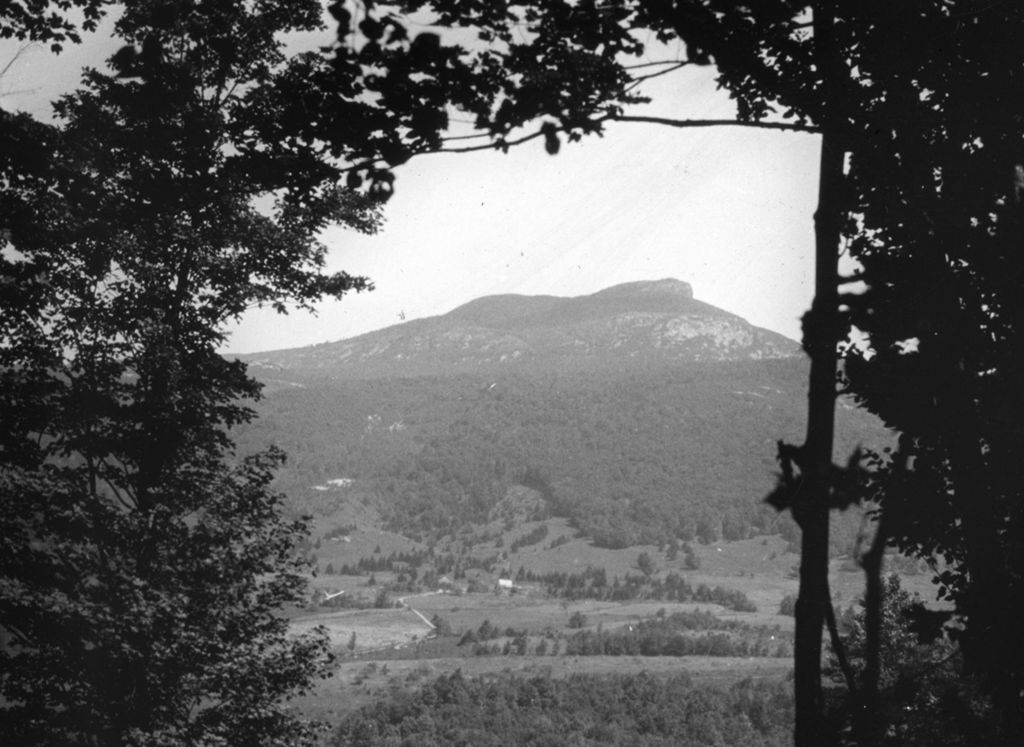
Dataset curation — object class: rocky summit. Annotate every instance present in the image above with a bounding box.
[240,279,801,380]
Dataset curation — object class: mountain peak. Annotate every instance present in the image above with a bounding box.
[241,279,800,380]
[591,278,694,300]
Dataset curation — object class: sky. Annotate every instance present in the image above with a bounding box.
[1,21,822,355]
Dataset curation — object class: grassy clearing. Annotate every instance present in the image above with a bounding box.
[409,593,752,634]
[290,608,433,651]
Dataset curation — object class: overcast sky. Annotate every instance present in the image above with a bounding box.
[1,25,821,355]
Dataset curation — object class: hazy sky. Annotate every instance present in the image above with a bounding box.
[1,26,822,355]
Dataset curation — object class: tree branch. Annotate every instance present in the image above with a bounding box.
[338,112,818,176]
[624,62,691,92]
[622,59,689,71]
[611,114,819,134]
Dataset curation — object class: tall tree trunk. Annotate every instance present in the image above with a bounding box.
[792,6,845,745]
[793,126,844,747]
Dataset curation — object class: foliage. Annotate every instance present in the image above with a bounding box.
[332,670,794,747]
[0,0,109,52]
[522,566,757,611]
[0,2,382,744]
[838,3,1024,724]
[778,593,798,617]
[563,610,789,659]
[636,550,656,576]
[825,575,1009,746]
[567,610,588,629]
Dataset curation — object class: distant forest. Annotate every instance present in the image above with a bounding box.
[332,671,794,746]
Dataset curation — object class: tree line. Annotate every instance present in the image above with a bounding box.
[332,671,795,747]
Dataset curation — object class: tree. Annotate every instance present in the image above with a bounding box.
[826,575,999,746]
[636,550,656,576]
[836,4,1024,735]
[1,2,382,744]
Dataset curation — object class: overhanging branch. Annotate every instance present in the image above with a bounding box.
[338,112,818,175]
[611,114,819,134]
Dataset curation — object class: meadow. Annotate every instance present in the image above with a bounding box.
[289,531,941,733]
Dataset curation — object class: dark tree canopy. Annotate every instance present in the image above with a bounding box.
[1,2,381,744]
[0,1,110,51]
[839,4,1024,730]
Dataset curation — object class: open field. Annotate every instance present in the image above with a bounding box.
[290,608,433,651]
[404,593,750,633]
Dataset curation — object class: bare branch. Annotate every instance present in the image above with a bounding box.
[337,111,817,178]
[622,59,689,71]
[611,114,819,134]
[625,62,691,92]
[1,42,37,80]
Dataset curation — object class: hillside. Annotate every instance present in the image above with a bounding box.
[233,280,887,550]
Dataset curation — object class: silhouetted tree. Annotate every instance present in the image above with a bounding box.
[1,2,381,743]
[841,5,1024,734]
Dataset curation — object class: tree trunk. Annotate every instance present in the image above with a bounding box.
[793,127,845,747]
[792,5,845,744]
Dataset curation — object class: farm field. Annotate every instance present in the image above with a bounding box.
[290,608,434,651]
[288,532,944,737]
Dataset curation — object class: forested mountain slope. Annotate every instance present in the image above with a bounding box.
[234,281,885,548]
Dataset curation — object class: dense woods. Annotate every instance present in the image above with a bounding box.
[332,671,795,746]
[242,361,881,551]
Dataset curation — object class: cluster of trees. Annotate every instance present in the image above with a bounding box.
[563,625,788,659]
[522,566,757,611]
[332,671,795,746]
[335,548,442,575]
[554,609,791,659]
[507,523,549,552]
[443,608,787,660]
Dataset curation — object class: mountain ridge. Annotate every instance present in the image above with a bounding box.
[241,279,801,380]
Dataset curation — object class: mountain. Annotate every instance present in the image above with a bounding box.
[235,280,883,550]
[241,279,801,380]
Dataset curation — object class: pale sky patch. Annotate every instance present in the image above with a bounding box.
[1,30,820,355]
